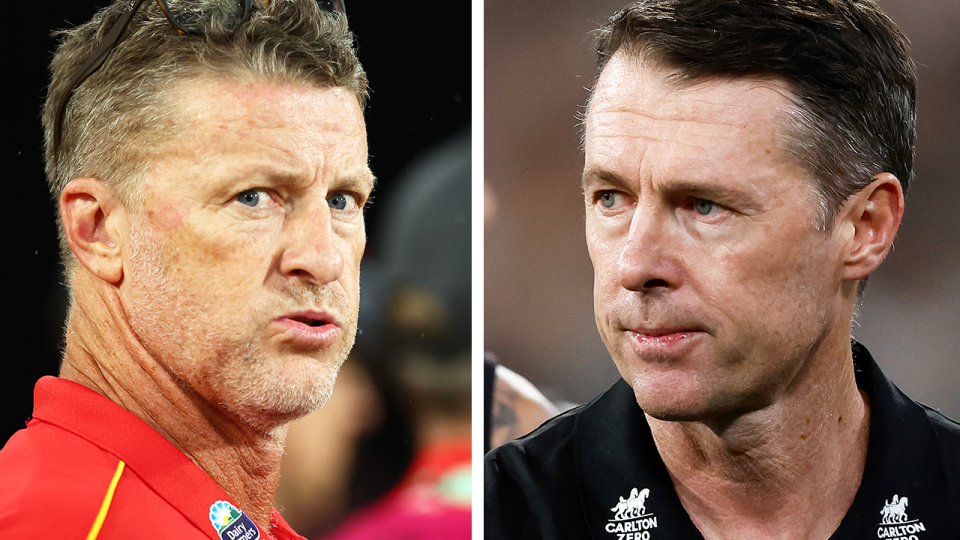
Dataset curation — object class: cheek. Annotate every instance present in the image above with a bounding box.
[152,204,189,230]
[135,205,190,260]
[586,219,620,286]
[586,232,622,339]
[340,221,365,261]
[704,217,809,284]
[349,223,366,267]
[701,227,834,335]
[157,218,281,299]
[337,224,365,291]
[204,215,281,255]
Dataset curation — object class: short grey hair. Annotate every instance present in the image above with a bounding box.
[43,0,367,271]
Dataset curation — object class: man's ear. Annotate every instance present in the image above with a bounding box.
[841,172,904,281]
[60,178,126,284]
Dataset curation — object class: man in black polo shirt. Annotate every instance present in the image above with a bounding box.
[485,1,960,538]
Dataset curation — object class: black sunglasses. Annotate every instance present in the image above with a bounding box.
[52,0,346,154]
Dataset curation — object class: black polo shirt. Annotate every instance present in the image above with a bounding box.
[485,343,960,539]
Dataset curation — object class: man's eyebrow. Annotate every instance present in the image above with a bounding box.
[336,169,377,192]
[661,181,732,201]
[222,164,377,192]
[218,163,305,186]
[661,180,763,210]
[581,167,632,190]
[581,167,763,209]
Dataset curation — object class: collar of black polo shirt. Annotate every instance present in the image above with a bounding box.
[572,342,960,539]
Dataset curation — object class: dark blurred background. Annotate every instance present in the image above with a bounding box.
[5,0,470,460]
[485,0,960,418]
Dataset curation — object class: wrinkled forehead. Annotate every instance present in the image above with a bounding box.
[582,51,824,211]
[170,74,367,138]
[588,50,799,123]
[584,52,814,182]
[125,74,371,196]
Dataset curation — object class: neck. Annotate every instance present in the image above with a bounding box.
[648,332,870,539]
[59,273,284,531]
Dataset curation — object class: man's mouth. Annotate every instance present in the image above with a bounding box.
[281,310,336,326]
[289,315,329,328]
[274,311,341,347]
[626,326,704,351]
[634,331,694,345]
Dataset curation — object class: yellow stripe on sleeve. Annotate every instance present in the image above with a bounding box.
[86,460,126,540]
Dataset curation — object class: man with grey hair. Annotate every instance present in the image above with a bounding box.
[0,1,371,538]
[486,1,960,538]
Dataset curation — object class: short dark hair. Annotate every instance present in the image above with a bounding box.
[593,0,916,226]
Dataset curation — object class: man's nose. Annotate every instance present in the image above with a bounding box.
[279,203,345,284]
[616,206,678,292]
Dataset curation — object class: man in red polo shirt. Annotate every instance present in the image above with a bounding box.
[0,1,370,538]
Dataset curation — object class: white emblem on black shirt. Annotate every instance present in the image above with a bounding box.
[606,487,658,539]
[877,494,926,539]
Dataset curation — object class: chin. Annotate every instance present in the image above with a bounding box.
[633,392,712,423]
[215,350,348,432]
[632,376,772,428]
[624,365,729,423]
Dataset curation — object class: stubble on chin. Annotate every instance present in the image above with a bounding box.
[124,224,357,432]
[207,336,351,432]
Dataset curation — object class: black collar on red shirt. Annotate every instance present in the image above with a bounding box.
[571,343,958,539]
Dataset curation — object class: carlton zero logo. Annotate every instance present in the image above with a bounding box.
[209,501,261,540]
[877,494,927,540]
[605,487,659,540]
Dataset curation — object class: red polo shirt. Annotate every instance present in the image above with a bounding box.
[0,376,305,540]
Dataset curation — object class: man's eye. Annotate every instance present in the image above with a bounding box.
[237,189,269,208]
[328,192,357,211]
[599,191,620,208]
[693,198,719,215]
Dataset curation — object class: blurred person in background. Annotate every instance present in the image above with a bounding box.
[486,1,960,538]
[484,354,559,453]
